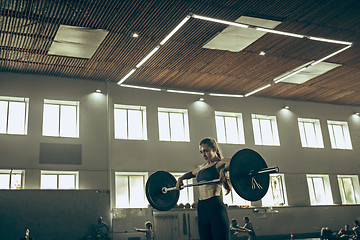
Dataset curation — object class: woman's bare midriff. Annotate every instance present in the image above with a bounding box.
[198,183,222,200]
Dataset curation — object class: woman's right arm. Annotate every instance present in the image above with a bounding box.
[176,170,196,190]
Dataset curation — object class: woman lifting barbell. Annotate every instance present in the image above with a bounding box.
[175,137,231,240]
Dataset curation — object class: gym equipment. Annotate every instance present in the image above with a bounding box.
[146,148,279,211]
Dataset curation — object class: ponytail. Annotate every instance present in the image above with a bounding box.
[199,138,231,195]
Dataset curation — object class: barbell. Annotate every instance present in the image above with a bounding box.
[145,148,279,211]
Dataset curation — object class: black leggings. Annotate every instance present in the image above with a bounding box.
[197,196,230,240]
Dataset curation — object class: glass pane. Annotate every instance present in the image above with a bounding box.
[0,174,10,189]
[307,178,316,204]
[224,116,239,144]
[59,175,75,189]
[0,101,8,133]
[60,105,77,137]
[333,125,345,149]
[342,178,355,204]
[43,104,60,136]
[41,175,58,189]
[129,176,145,208]
[215,116,226,143]
[128,110,143,140]
[158,112,170,141]
[8,102,26,134]
[232,190,248,206]
[260,119,273,145]
[313,177,326,204]
[115,176,129,208]
[114,109,127,139]
[169,112,185,141]
[10,174,22,189]
[304,122,317,147]
[252,119,262,145]
[298,122,307,147]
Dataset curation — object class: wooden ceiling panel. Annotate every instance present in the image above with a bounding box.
[0,0,359,105]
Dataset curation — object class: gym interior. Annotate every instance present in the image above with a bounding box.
[1,0,359,240]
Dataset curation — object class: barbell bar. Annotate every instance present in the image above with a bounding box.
[146,148,279,211]
[161,166,279,194]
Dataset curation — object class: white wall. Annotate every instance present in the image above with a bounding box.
[0,71,360,240]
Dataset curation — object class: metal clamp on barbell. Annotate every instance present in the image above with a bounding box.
[146,148,280,211]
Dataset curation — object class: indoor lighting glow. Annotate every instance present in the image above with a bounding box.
[308,36,353,45]
[311,45,352,66]
[120,84,162,91]
[132,33,139,38]
[255,27,304,38]
[136,46,160,68]
[192,14,249,29]
[284,106,290,109]
[245,84,272,97]
[199,98,205,102]
[209,93,244,98]
[354,112,360,116]
[259,51,266,56]
[167,89,204,95]
[95,89,101,93]
[274,67,308,83]
[117,68,136,85]
[160,15,191,45]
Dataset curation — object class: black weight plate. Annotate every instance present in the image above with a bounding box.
[145,171,179,211]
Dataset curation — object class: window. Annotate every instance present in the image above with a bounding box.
[252,114,280,146]
[115,172,148,208]
[0,169,24,189]
[158,107,190,142]
[306,174,333,205]
[215,111,245,144]
[114,104,147,140]
[327,120,352,150]
[171,173,194,205]
[42,99,79,138]
[337,175,360,204]
[262,174,287,206]
[41,171,79,189]
[222,188,251,206]
[0,96,29,135]
[298,118,324,148]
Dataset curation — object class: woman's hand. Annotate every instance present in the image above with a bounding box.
[176,177,183,190]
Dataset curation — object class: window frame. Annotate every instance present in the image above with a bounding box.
[214,111,245,144]
[251,114,280,146]
[261,173,288,207]
[306,174,333,205]
[158,107,190,142]
[171,172,194,205]
[114,104,148,140]
[222,187,251,206]
[42,99,80,138]
[327,120,352,150]
[0,169,24,189]
[298,118,324,148]
[337,175,360,205]
[40,170,79,189]
[0,96,29,135]
[115,172,148,208]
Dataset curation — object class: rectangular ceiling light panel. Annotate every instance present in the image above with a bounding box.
[203,16,281,52]
[48,25,109,59]
[278,62,342,84]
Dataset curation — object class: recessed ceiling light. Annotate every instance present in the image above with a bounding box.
[199,98,205,102]
[259,51,266,56]
[132,32,139,38]
[284,106,290,109]
[95,89,101,93]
